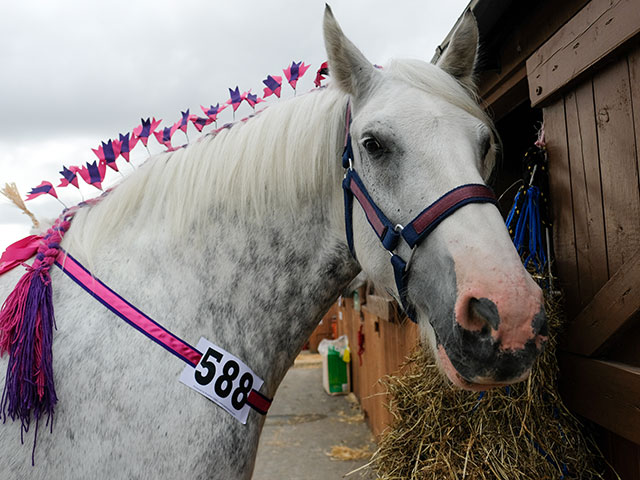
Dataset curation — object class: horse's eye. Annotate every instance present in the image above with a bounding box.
[363,138,383,155]
[481,136,492,159]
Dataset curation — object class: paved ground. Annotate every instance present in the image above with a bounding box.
[253,353,377,480]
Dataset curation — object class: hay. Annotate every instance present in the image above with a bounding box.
[371,293,605,480]
[338,393,366,424]
[328,444,374,461]
[1,182,39,229]
[338,409,366,424]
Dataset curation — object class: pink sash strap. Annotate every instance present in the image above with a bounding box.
[0,235,42,275]
[54,250,272,415]
[55,250,202,366]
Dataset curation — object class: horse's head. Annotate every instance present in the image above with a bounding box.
[324,6,547,391]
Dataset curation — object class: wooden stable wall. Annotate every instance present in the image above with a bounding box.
[524,0,640,476]
[334,290,418,437]
[542,50,640,328]
[541,53,640,478]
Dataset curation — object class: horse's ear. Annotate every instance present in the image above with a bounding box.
[323,5,377,97]
[436,10,479,90]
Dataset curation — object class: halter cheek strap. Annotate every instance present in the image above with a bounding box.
[341,104,498,322]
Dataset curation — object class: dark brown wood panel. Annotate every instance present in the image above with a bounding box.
[601,431,640,480]
[607,318,640,367]
[559,352,640,445]
[482,65,528,122]
[564,82,609,304]
[628,46,640,207]
[544,100,581,313]
[528,0,640,107]
[592,58,640,274]
[478,0,589,103]
[564,247,640,355]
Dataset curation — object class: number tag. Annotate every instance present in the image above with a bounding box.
[179,337,264,424]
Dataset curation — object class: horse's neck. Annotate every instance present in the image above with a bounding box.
[188,203,358,392]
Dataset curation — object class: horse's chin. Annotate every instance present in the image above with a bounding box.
[435,344,531,392]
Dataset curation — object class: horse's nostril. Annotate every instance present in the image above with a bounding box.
[532,308,548,337]
[468,297,500,332]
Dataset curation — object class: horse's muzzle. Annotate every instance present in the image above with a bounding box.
[437,292,548,390]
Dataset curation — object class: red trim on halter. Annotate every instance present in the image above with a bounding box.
[349,177,386,237]
[412,184,497,235]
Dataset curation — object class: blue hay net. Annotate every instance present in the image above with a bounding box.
[505,145,550,275]
[507,185,547,272]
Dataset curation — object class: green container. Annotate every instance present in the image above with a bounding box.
[326,346,348,394]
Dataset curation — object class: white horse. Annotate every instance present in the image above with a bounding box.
[0,7,545,479]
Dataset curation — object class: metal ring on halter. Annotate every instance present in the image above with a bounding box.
[386,224,406,257]
[343,158,353,179]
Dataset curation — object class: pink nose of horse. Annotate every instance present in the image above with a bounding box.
[447,283,547,387]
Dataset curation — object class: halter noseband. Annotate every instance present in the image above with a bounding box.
[341,103,498,322]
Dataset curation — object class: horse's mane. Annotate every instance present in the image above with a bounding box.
[64,59,494,258]
[64,87,348,256]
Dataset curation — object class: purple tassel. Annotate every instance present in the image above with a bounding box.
[0,218,69,463]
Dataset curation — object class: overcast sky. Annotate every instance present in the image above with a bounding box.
[0,0,469,251]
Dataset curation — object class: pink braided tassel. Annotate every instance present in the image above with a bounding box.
[0,216,70,463]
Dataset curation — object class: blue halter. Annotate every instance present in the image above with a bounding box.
[341,104,498,322]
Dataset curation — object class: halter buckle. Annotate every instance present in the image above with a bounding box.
[343,158,353,179]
